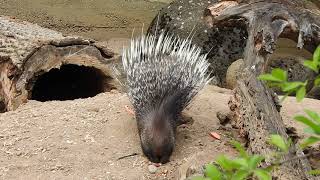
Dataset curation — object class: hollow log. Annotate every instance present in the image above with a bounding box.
[205,0,319,179]
[0,16,122,112]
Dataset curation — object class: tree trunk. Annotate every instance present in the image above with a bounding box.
[0,16,121,112]
[205,0,319,179]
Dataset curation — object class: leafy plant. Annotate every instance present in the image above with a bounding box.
[192,141,272,180]
[258,68,307,102]
[258,45,320,149]
[258,45,320,103]
[268,134,291,153]
[294,110,320,148]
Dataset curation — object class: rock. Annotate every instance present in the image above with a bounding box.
[216,111,230,125]
[148,164,158,174]
[225,59,243,89]
[307,86,320,100]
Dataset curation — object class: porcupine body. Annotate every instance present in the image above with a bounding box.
[122,31,211,163]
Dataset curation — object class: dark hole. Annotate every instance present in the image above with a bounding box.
[30,64,112,102]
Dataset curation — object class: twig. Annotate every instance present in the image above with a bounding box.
[117,153,139,160]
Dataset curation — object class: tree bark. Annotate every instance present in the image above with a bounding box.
[205,0,319,179]
[0,16,121,112]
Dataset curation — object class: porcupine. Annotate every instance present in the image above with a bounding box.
[122,31,211,163]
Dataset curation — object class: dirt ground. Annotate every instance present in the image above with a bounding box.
[0,0,167,41]
[0,85,319,179]
[0,85,236,180]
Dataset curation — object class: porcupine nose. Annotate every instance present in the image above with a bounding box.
[142,142,173,163]
[154,146,171,163]
[151,148,172,163]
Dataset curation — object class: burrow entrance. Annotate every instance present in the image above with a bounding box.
[30,64,113,102]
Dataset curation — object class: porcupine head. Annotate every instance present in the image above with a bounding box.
[122,31,211,163]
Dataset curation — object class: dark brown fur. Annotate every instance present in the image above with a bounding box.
[136,91,184,163]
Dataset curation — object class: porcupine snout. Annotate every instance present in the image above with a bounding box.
[140,130,174,163]
[138,110,176,163]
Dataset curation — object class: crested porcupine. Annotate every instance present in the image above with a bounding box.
[122,31,211,163]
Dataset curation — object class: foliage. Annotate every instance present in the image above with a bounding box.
[192,141,272,180]
[258,45,320,148]
[294,110,320,148]
[192,136,293,180]
[258,45,320,102]
[195,45,320,180]
[268,134,291,153]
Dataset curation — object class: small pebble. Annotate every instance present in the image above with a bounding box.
[148,164,158,174]
[216,111,230,125]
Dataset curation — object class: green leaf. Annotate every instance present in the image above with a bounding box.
[281,82,304,92]
[300,136,320,149]
[205,164,222,180]
[231,141,248,158]
[303,60,318,72]
[267,82,281,88]
[304,127,315,134]
[216,155,233,172]
[232,158,248,169]
[313,45,320,62]
[271,68,287,81]
[294,115,320,134]
[231,170,250,180]
[258,74,283,82]
[309,169,320,175]
[304,109,320,124]
[254,169,272,180]
[268,134,289,152]
[296,86,306,102]
[248,155,264,170]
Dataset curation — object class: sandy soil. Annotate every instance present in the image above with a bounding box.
[0,86,238,180]
[0,0,166,41]
[0,85,319,179]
